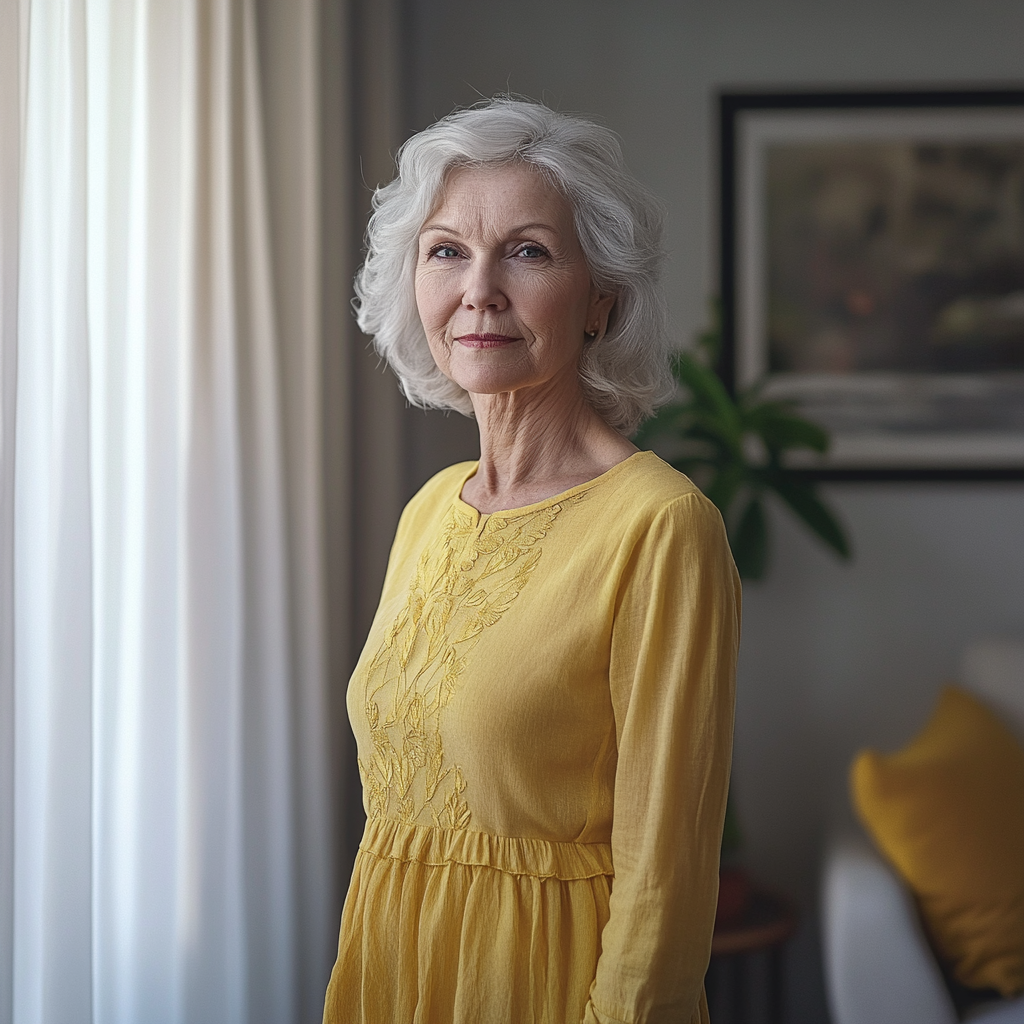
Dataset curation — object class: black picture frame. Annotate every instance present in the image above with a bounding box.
[720,88,1024,481]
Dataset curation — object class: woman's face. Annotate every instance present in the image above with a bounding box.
[415,163,613,403]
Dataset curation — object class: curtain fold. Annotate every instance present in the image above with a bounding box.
[1,0,347,1021]
[15,4,95,1021]
[0,0,18,1017]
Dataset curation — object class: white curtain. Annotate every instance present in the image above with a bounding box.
[0,1,343,1022]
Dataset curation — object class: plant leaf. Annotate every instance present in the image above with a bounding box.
[672,353,743,448]
[765,474,852,560]
[730,496,768,580]
[686,414,743,454]
[749,407,830,455]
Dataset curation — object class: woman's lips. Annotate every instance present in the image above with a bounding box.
[456,333,521,348]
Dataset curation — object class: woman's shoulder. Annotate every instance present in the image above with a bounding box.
[383,462,476,561]
[398,461,476,525]
[600,451,719,525]
[606,454,738,582]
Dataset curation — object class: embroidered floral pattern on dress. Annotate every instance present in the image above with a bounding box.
[359,494,586,829]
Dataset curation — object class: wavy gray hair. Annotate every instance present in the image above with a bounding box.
[354,97,674,434]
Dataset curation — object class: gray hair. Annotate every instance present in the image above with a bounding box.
[353,97,674,434]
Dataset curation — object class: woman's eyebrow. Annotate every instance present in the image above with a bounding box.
[419,223,461,236]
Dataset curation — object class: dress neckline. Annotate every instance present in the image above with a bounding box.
[453,450,655,524]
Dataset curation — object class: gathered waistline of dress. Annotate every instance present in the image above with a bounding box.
[359,817,614,881]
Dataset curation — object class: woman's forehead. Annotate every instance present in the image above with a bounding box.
[424,163,573,233]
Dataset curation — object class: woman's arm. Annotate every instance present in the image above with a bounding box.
[584,492,741,1024]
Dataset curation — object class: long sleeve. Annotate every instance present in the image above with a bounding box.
[584,492,741,1024]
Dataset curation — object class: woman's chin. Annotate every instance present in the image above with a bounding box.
[444,357,534,395]
[452,370,540,400]
[452,364,584,409]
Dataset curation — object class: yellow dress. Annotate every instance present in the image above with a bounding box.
[323,451,740,1024]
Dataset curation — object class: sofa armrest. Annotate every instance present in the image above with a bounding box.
[821,830,958,1024]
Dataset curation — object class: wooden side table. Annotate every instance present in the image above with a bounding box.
[705,887,798,1024]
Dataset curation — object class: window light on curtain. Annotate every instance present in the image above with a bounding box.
[0,1,344,1022]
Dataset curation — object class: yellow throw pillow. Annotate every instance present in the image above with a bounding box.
[850,686,1024,997]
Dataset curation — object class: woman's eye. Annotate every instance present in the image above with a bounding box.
[429,245,461,259]
[515,245,548,259]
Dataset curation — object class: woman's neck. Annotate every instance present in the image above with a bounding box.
[462,386,638,514]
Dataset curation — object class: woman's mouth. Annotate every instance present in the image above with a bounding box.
[455,333,520,348]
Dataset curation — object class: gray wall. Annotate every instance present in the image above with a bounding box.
[397,2,1024,1020]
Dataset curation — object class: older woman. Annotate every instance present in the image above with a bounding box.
[323,98,740,1024]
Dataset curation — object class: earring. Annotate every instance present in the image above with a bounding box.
[586,327,598,338]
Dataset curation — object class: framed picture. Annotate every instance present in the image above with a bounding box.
[720,89,1024,479]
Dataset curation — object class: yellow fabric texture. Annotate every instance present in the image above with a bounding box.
[322,451,741,1024]
[850,686,1024,997]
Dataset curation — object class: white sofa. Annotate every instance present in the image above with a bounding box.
[821,639,1024,1024]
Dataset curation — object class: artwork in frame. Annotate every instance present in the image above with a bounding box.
[720,89,1024,479]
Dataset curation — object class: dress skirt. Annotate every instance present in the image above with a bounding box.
[324,818,615,1024]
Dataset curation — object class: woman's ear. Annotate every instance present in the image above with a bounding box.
[586,286,617,340]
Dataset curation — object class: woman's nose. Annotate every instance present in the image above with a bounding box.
[461,259,508,311]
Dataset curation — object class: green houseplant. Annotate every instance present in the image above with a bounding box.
[635,309,852,580]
